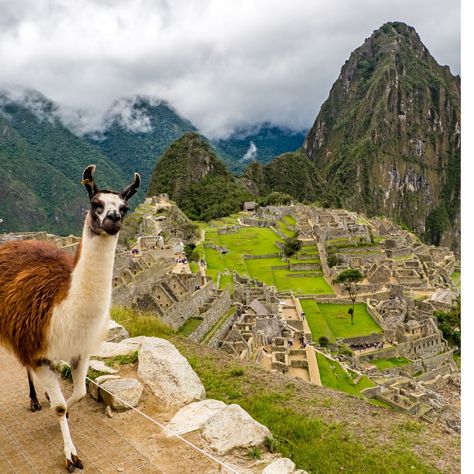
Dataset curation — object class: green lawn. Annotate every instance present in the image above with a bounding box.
[316,352,375,396]
[200,225,334,295]
[451,270,460,289]
[276,219,295,237]
[302,301,382,343]
[272,271,333,294]
[370,357,411,370]
[178,317,203,336]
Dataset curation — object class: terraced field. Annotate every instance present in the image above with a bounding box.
[301,300,382,343]
[197,217,334,295]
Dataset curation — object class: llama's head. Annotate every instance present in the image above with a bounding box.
[82,165,141,236]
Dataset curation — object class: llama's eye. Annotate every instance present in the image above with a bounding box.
[120,206,129,215]
[91,202,103,213]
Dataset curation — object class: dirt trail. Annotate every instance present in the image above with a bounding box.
[0,346,250,474]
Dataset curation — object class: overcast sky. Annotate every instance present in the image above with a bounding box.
[0,0,460,138]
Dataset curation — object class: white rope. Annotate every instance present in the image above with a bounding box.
[63,363,241,474]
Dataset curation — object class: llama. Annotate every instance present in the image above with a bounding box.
[0,165,140,472]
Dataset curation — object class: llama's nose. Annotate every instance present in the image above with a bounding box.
[106,210,121,222]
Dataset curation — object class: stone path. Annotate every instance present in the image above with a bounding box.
[0,347,225,474]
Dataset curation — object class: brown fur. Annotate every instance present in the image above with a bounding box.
[0,240,77,366]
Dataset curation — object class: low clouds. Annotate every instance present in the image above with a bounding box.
[242,141,258,162]
[0,0,460,138]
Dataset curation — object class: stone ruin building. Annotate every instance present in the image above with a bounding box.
[219,275,320,385]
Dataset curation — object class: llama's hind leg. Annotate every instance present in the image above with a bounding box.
[66,355,89,412]
[27,368,42,412]
[34,363,83,471]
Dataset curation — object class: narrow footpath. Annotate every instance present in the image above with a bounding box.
[0,347,229,474]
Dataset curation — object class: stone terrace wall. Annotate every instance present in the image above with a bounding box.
[188,290,232,342]
[159,280,216,330]
[209,309,241,348]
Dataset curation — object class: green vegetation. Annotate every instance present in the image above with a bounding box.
[105,351,139,367]
[147,133,254,221]
[0,93,128,235]
[434,298,461,352]
[334,269,365,324]
[112,307,456,474]
[301,300,382,343]
[178,317,203,337]
[201,223,333,295]
[316,352,375,396]
[370,357,411,370]
[89,96,196,191]
[110,307,175,338]
[282,236,303,257]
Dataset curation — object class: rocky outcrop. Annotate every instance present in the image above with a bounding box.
[165,399,227,436]
[137,339,206,406]
[303,22,460,253]
[106,319,130,342]
[201,404,271,455]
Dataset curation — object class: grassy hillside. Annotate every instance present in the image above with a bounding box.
[148,133,254,221]
[0,92,127,234]
[112,307,460,474]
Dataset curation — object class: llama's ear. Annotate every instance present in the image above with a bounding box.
[82,165,98,198]
[121,173,141,201]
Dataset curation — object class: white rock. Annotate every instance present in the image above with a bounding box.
[93,340,140,358]
[138,339,205,407]
[165,399,227,437]
[88,375,121,401]
[100,378,143,411]
[262,458,296,474]
[202,404,271,455]
[107,319,130,342]
[89,359,118,374]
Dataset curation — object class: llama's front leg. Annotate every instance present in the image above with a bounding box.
[34,363,83,472]
[66,355,89,412]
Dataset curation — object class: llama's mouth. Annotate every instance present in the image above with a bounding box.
[102,220,122,235]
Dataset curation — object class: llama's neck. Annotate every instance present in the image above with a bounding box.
[69,214,118,306]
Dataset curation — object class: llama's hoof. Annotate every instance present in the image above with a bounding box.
[72,455,83,470]
[65,455,83,472]
[30,399,42,412]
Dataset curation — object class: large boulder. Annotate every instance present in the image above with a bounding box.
[107,319,130,342]
[165,399,227,436]
[202,404,271,455]
[137,339,205,407]
[100,378,143,411]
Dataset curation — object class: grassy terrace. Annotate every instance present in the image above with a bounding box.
[177,317,203,336]
[111,307,459,474]
[371,357,411,370]
[316,352,375,396]
[301,300,382,343]
[200,221,334,295]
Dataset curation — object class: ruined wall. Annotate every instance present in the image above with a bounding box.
[188,290,232,342]
[161,281,215,329]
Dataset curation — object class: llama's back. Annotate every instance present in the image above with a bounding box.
[0,240,74,366]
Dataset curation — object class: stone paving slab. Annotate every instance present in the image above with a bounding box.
[0,346,218,474]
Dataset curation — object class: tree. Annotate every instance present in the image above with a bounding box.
[335,268,364,325]
[282,237,302,258]
[318,336,329,348]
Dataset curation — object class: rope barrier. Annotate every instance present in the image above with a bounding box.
[63,362,241,474]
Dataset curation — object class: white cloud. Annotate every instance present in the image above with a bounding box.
[0,0,460,138]
[241,141,257,162]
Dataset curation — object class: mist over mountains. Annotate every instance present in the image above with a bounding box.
[0,21,460,253]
